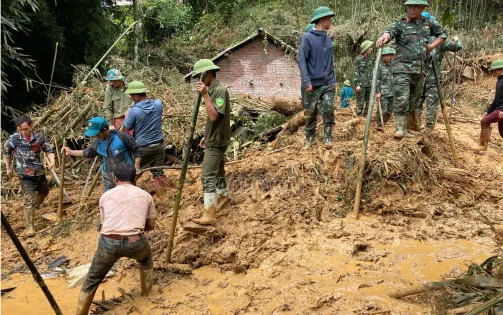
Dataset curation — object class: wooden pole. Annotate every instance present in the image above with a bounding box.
[166,72,206,263]
[47,42,58,106]
[79,168,102,213]
[353,47,382,220]
[448,50,458,121]
[432,55,459,168]
[57,151,66,220]
[1,212,63,315]
[45,157,71,203]
[377,100,384,127]
[80,21,138,85]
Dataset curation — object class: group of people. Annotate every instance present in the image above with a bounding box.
[299,0,503,145]
[3,1,503,313]
[4,59,232,314]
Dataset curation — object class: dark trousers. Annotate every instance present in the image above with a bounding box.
[481,110,503,138]
[81,234,153,293]
[356,85,371,116]
[202,147,227,193]
[140,143,165,178]
[20,174,49,211]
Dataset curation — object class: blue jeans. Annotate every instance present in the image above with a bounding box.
[81,234,153,293]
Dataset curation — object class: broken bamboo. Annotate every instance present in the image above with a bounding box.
[79,168,101,213]
[57,151,66,220]
[47,42,58,106]
[354,47,382,220]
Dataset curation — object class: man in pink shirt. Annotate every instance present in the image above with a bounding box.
[76,163,156,315]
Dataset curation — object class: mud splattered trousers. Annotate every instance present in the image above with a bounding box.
[481,110,503,138]
[20,174,49,213]
[202,147,227,194]
[303,84,336,139]
[416,81,439,128]
[81,234,152,293]
[140,143,166,188]
[377,96,394,125]
[356,85,371,116]
[393,73,423,116]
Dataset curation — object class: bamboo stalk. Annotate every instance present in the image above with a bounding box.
[53,137,61,167]
[449,50,458,121]
[47,42,58,106]
[432,55,459,168]
[80,21,138,85]
[57,151,66,220]
[61,100,96,140]
[79,156,98,210]
[79,168,102,213]
[166,72,206,263]
[354,47,382,220]
[464,293,503,315]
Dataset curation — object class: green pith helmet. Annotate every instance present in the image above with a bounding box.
[489,60,503,71]
[360,40,374,54]
[192,59,220,77]
[382,47,396,55]
[404,0,429,6]
[305,23,315,32]
[124,81,149,94]
[344,80,351,86]
[311,6,335,23]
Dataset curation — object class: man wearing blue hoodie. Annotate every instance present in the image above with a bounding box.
[299,6,336,148]
[124,81,166,193]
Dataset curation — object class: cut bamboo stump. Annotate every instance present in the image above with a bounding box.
[440,167,471,183]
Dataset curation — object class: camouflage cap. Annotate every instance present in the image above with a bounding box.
[382,47,396,55]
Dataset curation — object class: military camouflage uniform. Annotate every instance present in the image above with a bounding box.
[416,38,462,128]
[303,84,336,140]
[376,61,394,126]
[202,80,231,195]
[385,17,446,118]
[4,132,54,221]
[354,54,373,116]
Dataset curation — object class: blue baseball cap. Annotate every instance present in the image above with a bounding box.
[84,117,108,137]
[421,12,436,21]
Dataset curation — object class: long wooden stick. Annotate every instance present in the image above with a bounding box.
[80,21,138,85]
[377,100,384,127]
[448,50,458,121]
[47,42,58,106]
[166,72,206,263]
[79,156,98,210]
[57,151,66,220]
[79,168,102,213]
[1,212,63,315]
[45,156,71,202]
[432,55,459,168]
[353,47,382,220]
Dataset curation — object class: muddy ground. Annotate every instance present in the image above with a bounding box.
[1,73,502,314]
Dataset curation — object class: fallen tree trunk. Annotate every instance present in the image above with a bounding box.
[271,96,302,116]
[284,111,306,134]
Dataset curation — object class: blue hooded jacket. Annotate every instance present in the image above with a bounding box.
[123,98,164,146]
[298,29,336,89]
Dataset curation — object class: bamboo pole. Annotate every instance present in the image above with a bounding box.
[432,55,459,168]
[166,72,206,263]
[79,168,102,213]
[80,21,138,85]
[464,293,503,315]
[45,156,71,202]
[79,156,98,210]
[1,212,63,315]
[47,42,58,106]
[377,100,384,128]
[448,50,458,121]
[353,47,382,220]
[57,151,66,220]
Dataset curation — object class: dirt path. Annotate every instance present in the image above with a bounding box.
[2,75,502,314]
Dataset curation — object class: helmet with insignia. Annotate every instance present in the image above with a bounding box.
[360,40,374,54]
[404,0,429,6]
[192,59,221,77]
[105,69,126,81]
[382,47,396,55]
[489,60,503,72]
[124,81,149,94]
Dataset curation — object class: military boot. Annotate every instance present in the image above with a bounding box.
[323,126,333,148]
[406,112,421,132]
[140,268,154,296]
[383,113,392,127]
[75,290,96,315]
[394,115,405,139]
[304,131,315,150]
[473,125,492,152]
[216,188,229,210]
[193,193,217,225]
[24,208,35,234]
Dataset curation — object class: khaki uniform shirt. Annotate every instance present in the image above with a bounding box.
[204,80,231,148]
[103,84,133,125]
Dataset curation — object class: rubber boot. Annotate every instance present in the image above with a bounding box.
[75,290,96,315]
[473,125,492,152]
[407,111,421,132]
[24,208,35,234]
[383,113,391,127]
[323,126,333,148]
[154,176,166,197]
[193,193,217,225]
[394,115,405,139]
[140,268,153,296]
[216,188,229,210]
[304,132,314,150]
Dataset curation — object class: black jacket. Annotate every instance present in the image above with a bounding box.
[487,75,503,114]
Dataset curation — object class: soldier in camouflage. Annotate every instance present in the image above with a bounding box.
[376,47,396,128]
[354,40,374,116]
[416,13,462,131]
[376,0,446,139]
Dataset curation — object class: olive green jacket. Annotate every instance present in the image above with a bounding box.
[103,85,133,125]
